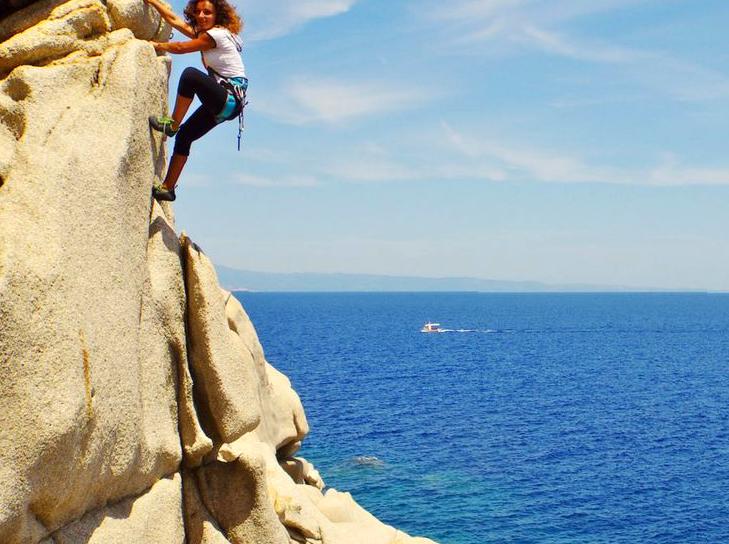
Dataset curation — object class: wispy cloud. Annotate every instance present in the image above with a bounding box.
[292,124,729,187]
[424,0,729,102]
[256,77,431,125]
[312,143,510,185]
[428,0,646,61]
[242,0,359,41]
[517,25,640,63]
[172,170,320,188]
[181,172,214,188]
[644,154,729,187]
[321,156,423,183]
[627,57,729,102]
[234,173,321,187]
[440,124,729,186]
[432,0,647,28]
[440,122,611,183]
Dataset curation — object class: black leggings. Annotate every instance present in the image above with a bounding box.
[173,67,229,157]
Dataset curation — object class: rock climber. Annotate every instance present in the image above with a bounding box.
[143,0,247,202]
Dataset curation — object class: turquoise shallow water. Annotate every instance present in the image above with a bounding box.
[234,292,729,544]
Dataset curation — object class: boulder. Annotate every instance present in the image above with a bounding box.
[182,235,261,445]
[107,0,172,41]
[222,289,309,452]
[0,5,179,541]
[181,469,231,544]
[195,448,290,544]
[53,474,185,544]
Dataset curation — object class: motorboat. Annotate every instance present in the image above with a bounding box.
[421,322,442,333]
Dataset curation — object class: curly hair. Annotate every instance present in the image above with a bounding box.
[184,0,243,35]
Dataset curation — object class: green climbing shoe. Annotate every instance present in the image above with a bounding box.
[153,184,176,202]
[149,115,179,137]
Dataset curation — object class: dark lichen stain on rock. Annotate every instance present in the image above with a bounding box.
[6,78,30,102]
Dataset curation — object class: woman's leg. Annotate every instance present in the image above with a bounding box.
[170,96,193,131]
[171,67,228,129]
[161,105,218,190]
[157,69,232,193]
[161,154,187,190]
[157,69,227,191]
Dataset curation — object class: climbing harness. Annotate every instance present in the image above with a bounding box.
[208,68,249,151]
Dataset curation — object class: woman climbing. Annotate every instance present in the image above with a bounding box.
[143,0,247,202]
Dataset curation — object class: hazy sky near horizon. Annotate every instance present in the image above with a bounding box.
[165,0,729,291]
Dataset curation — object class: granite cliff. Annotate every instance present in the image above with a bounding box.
[0,2,437,542]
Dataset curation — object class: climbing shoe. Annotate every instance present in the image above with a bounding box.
[153,184,176,202]
[149,115,178,137]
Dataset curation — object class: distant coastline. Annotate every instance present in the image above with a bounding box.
[217,265,713,293]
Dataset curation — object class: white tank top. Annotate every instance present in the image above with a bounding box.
[201,27,246,81]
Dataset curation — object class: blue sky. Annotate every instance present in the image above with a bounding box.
[165,0,729,291]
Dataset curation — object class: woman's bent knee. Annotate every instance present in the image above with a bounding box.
[181,66,204,79]
[178,67,206,99]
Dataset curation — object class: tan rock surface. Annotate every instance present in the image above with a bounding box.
[195,451,290,544]
[182,235,261,445]
[222,289,309,451]
[280,457,325,490]
[0,3,179,541]
[148,204,213,468]
[181,469,231,544]
[108,0,172,40]
[53,474,185,544]
[0,0,112,75]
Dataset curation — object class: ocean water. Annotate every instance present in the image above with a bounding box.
[233,292,729,544]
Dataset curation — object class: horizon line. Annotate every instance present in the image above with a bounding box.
[228,289,727,295]
[216,265,725,293]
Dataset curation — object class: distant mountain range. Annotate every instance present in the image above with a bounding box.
[215,266,678,293]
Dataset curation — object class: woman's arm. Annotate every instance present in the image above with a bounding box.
[152,33,215,54]
[143,0,195,38]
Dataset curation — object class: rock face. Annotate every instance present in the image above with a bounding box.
[0,2,438,543]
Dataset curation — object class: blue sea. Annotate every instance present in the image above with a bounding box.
[234,292,729,544]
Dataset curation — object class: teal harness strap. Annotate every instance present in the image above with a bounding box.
[210,72,249,150]
[214,93,238,124]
